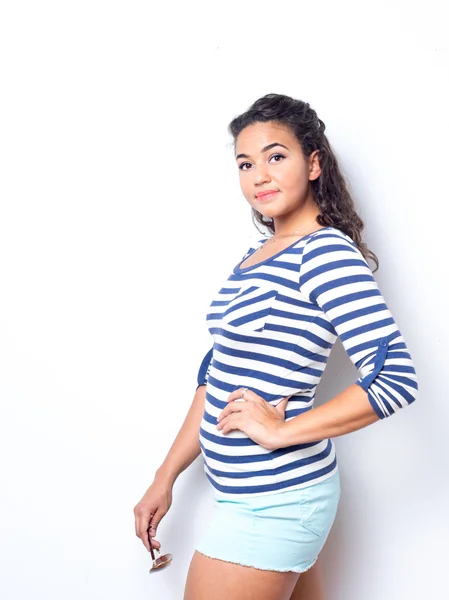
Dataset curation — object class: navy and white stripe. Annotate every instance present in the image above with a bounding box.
[196,226,418,498]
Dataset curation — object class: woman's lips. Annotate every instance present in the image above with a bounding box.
[256,191,278,201]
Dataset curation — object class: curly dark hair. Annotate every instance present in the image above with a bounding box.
[228,93,379,272]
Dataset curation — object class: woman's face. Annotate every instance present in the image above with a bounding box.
[234,121,321,221]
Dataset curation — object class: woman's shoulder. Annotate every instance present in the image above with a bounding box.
[307,225,357,248]
[240,236,267,258]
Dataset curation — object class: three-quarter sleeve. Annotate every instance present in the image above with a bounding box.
[298,232,419,419]
[196,347,213,390]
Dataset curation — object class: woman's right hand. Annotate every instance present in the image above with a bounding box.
[133,475,173,553]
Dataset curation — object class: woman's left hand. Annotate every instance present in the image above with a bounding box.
[216,388,290,451]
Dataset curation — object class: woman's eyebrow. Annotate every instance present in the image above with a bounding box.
[235,142,289,160]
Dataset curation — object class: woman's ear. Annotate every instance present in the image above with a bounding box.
[309,149,321,181]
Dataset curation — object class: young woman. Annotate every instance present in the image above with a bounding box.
[134,93,419,600]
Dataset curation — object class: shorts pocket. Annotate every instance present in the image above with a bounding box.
[296,474,341,538]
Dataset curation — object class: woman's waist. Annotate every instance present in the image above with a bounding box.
[199,432,334,468]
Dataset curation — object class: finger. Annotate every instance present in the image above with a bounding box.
[218,401,249,425]
[274,396,290,415]
[227,387,253,402]
[137,513,152,552]
[148,511,160,538]
[234,388,264,404]
[134,504,152,538]
[138,510,160,552]
[148,536,161,551]
[272,395,291,407]
[147,519,162,551]
[145,527,162,552]
[220,414,242,435]
[217,402,247,423]
[226,390,241,402]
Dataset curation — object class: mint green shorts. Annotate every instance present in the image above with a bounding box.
[195,470,341,573]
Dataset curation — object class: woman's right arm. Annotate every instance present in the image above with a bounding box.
[133,380,209,552]
[154,383,207,487]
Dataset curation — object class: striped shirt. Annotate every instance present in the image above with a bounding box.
[196,226,418,498]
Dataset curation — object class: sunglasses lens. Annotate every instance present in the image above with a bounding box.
[149,553,173,572]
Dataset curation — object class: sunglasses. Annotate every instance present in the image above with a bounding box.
[147,524,173,573]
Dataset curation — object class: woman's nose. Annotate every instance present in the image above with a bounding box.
[254,165,271,184]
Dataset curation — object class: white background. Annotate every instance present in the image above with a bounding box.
[1,1,447,598]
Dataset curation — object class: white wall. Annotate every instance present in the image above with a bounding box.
[0,1,447,598]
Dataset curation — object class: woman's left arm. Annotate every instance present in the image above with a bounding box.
[274,383,380,448]
[274,233,419,448]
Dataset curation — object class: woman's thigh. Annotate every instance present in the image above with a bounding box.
[289,556,325,600]
[183,550,300,600]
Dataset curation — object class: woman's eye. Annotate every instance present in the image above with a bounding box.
[238,154,285,171]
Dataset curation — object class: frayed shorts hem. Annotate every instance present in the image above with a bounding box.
[195,548,318,574]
